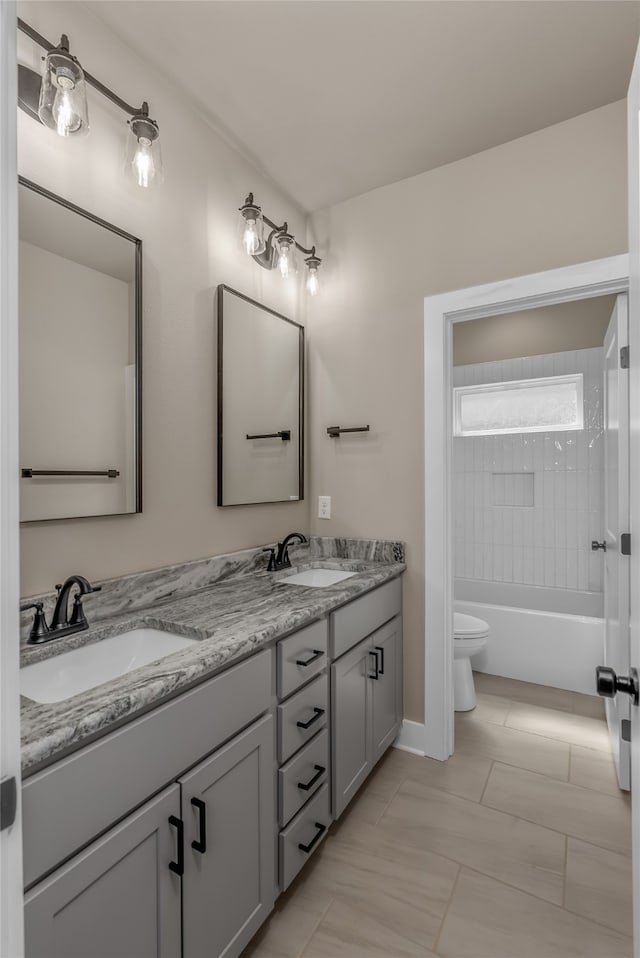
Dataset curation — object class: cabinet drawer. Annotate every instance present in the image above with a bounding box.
[277,620,328,699]
[277,673,328,764]
[278,728,329,828]
[331,578,401,659]
[23,649,272,889]
[279,784,330,891]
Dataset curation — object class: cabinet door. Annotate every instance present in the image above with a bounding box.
[371,616,403,764]
[181,713,276,958]
[24,785,181,958]
[332,636,373,819]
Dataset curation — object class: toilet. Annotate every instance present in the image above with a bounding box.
[453,612,489,711]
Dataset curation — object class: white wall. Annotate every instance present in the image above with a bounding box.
[308,101,627,722]
[17,1,309,595]
[453,347,604,593]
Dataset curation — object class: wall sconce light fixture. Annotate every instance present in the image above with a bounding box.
[17,18,163,188]
[38,34,89,137]
[239,193,323,294]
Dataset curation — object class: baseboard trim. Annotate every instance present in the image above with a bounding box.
[393,719,426,755]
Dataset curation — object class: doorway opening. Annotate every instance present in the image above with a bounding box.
[450,293,630,789]
[422,255,629,762]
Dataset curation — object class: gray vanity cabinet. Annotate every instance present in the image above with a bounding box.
[371,616,403,762]
[275,622,331,891]
[23,650,275,958]
[180,714,276,958]
[21,576,404,957]
[332,615,403,819]
[24,716,275,958]
[24,785,181,958]
[331,638,372,818]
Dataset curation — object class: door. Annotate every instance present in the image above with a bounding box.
[602,295,631,790]
[332,637,372,818]
[0,3,24,955]
[371,616,403,763]
[24,785,181,958]
[180,714,275,958]
[627,39,640,955]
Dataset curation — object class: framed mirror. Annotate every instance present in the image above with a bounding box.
[217,285,304,506]
[18,177,142,522]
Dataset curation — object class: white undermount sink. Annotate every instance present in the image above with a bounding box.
[279,569,357,588]
[20,628,197,704]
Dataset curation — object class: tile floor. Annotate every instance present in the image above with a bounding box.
[243,673,633,957]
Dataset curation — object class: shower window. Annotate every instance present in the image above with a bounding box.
[453,373,584,437]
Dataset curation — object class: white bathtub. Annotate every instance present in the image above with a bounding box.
[454,579,604,695]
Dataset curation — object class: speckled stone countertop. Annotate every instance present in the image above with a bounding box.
[20,538,405,775]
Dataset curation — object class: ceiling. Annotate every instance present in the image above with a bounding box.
[89,1,640,213]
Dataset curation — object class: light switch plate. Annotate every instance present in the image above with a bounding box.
[318,496,331,520]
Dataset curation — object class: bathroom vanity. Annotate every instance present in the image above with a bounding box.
[19,540,404,958]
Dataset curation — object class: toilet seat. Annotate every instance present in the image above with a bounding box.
[454,612,489,639]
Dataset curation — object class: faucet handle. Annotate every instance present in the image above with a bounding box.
[262,547,277,572]
[69,594,87,628]
[67,581,101,625]
[20,601,42,613]
[20,601,50,641]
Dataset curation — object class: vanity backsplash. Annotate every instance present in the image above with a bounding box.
[311,537,405,563]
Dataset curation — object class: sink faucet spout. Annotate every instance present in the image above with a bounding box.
[275,533,308,570]
[50,575,100,632]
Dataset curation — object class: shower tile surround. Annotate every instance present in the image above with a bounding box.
[453,348,603,593]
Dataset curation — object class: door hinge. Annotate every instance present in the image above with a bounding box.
[621,533,631,556]
[621,345,630,369]
[622,719,631,742]
[0,777,17,831]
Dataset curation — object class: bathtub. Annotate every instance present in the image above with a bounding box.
[454,579,604,695]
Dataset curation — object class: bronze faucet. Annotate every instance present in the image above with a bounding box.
[21,574,101,644]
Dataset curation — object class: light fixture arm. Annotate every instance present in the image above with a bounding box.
[261,214,316,258]
[240,194,318,270]
[17,17,149,118]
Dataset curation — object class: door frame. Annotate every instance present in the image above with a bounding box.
[602,296,631,790]
[0,1,24,954]
[626,39,640,956]
[423,255,629,761]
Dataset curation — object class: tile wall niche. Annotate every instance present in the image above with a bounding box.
[453,347,604,593]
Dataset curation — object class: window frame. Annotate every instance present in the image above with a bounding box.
[453,372,584,438]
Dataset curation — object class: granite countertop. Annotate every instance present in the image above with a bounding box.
[20,554,405,775]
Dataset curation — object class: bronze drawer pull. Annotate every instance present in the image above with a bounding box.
[296,707,325,729]
[297,765,325,792]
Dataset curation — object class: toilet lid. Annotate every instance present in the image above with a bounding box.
[454,612,489,638]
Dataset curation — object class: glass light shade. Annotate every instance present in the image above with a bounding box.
[238,203,265,256]
[125,118,163,188]
[276,232,298,279]
[38,48,89,137]
[305,257,321,296]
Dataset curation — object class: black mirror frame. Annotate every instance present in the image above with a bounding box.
[18,176,143,520]
[217,284,304,507]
